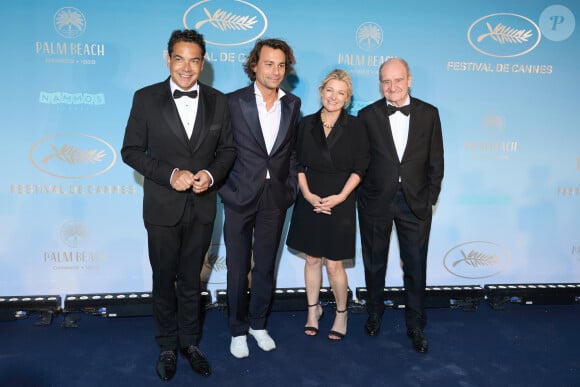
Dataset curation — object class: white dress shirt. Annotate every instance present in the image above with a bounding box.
[254,83,285,178]
[168,80,213,186]
[387,96,411,162]
[170,80,199,139]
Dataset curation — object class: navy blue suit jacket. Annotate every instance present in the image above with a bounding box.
[219,84,301,213]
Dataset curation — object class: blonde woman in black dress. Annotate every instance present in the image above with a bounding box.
[286,69,369,340]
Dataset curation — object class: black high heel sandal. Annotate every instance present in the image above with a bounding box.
[304,303,324,336]
[328,308,347,340]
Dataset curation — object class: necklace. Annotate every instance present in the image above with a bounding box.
[321,110,335,130]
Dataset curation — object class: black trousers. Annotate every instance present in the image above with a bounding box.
[359,186,432,330]
[145,194,213,350]
[224,182,286,336]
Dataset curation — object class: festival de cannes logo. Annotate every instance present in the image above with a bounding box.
[60,220,87,248]
[29,134,116,178]
[54,7,86,39]
[468,13,541,58]
[356,22,383,51]
[183,0,267,46]
[444,241,511,279]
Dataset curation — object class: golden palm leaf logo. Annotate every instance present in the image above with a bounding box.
[453,249,500,268]
[467,13,541,58]
[195,8,257,31]
[444,241,511,279]
[30,134,116,179]
[42,144,106,165]
[477,22,533,44]
[183,1,267,46]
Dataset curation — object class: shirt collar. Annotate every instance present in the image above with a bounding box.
[253,82,285,103]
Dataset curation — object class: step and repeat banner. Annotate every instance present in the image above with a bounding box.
[1,1,578,300]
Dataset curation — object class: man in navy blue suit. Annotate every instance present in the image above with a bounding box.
[219,38,301,359]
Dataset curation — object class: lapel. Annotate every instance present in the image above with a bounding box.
[270,92,296,155]
[372,98,399,161]
[309,108,346,166]
[159,79,189,144]
[325,109,346,150]
[239,86,268,154]
[190,83,213,152]
[308,110,333,166]
[402,97,420,162]
[159,79,213,152]
[311,109,328,150]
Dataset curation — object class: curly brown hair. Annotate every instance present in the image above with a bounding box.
[243,38,296,81]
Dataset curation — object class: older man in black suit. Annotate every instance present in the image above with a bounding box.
[357,57,444,353]
[121,29,236,381]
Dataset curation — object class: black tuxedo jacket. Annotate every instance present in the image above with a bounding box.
[357,96,444,220]
[219,84,301,213]
[121,78,236,226]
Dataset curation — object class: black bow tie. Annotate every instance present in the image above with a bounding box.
[173,89,198,99]
[387,104,410,116]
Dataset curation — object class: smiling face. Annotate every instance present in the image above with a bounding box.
[320,79,349,113]
[380,59,412,107]
[252,45,286,93]
[167,40,204,90]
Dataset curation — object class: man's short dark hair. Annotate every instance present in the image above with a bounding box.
[167,29,206,58]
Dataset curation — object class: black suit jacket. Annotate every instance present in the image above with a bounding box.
[357,96,444,220]
[219,84,301,213]
[121,78,236,226]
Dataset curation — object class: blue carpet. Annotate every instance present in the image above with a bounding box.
[1,303,579,386]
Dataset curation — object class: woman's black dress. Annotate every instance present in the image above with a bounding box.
[286,109,369,260]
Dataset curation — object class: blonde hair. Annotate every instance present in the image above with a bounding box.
[319,69,353,107]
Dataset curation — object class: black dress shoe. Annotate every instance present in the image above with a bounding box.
[180,345,211,376]
[365,313,382,336]
[407,328,429,353]
[156,350,177,381]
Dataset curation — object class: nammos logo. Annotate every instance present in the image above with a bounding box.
[444,241,511,279]
[183,0,267,46]
[29,134,116,178]
[468,13,541,58]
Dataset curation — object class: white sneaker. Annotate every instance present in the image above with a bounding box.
[230,335,249,359]
[248,328,276,351]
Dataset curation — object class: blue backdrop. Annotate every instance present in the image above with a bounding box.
[1,0,579,300]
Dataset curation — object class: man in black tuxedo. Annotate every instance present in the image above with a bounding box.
[121,29,236,380]
[357,57,444,353]
[218,39,301,359]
